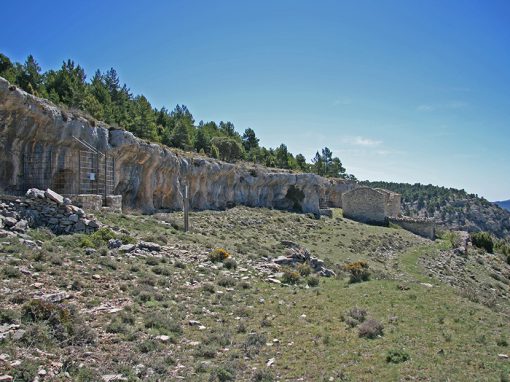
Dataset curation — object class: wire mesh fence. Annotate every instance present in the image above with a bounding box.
[17,146,115,197]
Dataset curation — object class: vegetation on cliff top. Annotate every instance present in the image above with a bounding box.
[0,52,355,180]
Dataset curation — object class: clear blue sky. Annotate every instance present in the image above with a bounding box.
[2,0,510,200]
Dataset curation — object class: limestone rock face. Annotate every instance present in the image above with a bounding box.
[0,77,356,213]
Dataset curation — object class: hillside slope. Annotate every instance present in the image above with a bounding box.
[1,207,510,381]
[362,181,510,239]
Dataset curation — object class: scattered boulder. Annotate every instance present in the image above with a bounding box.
[138,241,161,252]
[44,188,64,204]
[108,239,122,249]
[271,241,335,277]
[119,244,135,253]
[12,219,28,233]
[2,217,17,228]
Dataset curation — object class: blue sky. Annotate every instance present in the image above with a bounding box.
[2,0,510,200]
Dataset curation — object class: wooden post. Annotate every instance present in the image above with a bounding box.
[183,184,189,232]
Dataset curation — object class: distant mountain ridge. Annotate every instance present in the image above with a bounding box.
[495,200,510,212]
[361,181,510,239]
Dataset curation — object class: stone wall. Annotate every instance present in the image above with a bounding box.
[0,188,100,235]
[341,187,401,225]
[342,187,391,224]
[388,216,435,240]
[71,194,103,211]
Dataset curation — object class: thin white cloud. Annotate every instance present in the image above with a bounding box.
[333,97,352,106]
[344,136,382,147]
[446,101,468,109]
[417,101,468,112]
[417,104,434,112]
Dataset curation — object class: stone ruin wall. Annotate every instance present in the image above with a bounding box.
[341,187,388,224]
[0,189,100,236]
[388,217,435,240]
[341,187,401,225]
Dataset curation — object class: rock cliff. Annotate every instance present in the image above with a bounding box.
[0,76,355,213]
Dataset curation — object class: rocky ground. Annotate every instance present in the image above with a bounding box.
[1,207,509,381]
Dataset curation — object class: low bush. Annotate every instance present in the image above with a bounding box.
[209,248,231,262]
[144,311,182,335]
[307,275,320,287]
[471,231,494,253]
[217,276,236,287]
[252,369,275,382]
[281,268,301,284]
[202,282,216,294]
[242,332,267,358]
[344,306,367,327]
[223,257,237,270]
[0,308,18,324]
[3,265,21,278]
[344,261,370,283]
[21,299,95,345]
[296,262,312,276]
[495,240,510,257]
[358,318,384,339]
[386,349,410,363]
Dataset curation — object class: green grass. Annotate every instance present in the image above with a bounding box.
[1,207,509,381]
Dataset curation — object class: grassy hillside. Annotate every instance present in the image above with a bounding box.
[1,207,510,381]
[363,181,510,239]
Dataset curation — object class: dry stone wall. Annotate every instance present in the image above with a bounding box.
[388,217,435,240]
[341,187,401,225]
[0,188,100,235]
[342,187,389,224]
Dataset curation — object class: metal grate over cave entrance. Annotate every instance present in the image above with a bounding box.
[21,143,115,197]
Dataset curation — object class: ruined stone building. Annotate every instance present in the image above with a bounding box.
[341,187,401,225]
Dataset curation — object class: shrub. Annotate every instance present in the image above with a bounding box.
[344,307,367,327]
[78,235,94,248]
[497,336,509,347]
[223,257,237,270]
[441,231,461,249]
[138,338,161,353]
[242,332,267,358]
[251,370,275,382]
[211,365,236,382]
[209,248,231,262]
[3,265,21,278]
[21,299,95,345]
[495,240,510,256]
[10,360,39,382]
[217,276,236,287]
[471,231,494,253]
[195,344,218,359]
[202,282,216,294]
[119,234,137,245]
[358,318,384,339]
[296,263,312,276]
[144,311,182,335]
[0,308,18,324]
[386,349,410,364]
[281,268,301,284]
[307,275,320,287]
[344,261,370,283]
